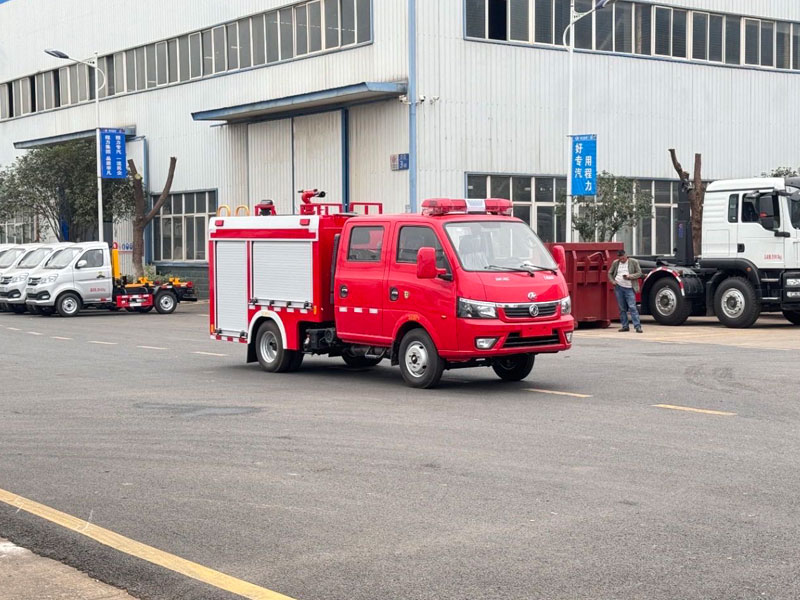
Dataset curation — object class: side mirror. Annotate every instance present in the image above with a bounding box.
[76,259,87,269]
[550,244,568,273]
[416,247,447,280]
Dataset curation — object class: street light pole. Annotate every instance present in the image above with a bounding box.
[45,49,106,243]
[562,0,615,243]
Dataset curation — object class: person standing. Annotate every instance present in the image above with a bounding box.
[609,250,643,333]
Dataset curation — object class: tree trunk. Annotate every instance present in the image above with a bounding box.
[669,149,704,258]
[127,157,177,279]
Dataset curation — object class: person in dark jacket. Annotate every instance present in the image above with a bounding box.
[608,250,643,333]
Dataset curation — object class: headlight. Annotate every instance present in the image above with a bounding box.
[11,273,28,283]
[457,298,497,319]
[36,274,58,284]
[560,296,572,315]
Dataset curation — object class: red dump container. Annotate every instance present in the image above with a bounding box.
[546,242,622,328]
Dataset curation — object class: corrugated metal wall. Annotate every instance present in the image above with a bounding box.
[293,112,343,206]
[248,120,294,214]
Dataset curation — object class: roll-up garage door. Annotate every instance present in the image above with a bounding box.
[215,241,248,334]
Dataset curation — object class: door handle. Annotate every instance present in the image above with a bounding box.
[96,274,106,279]
[339,284,348,299]
[389,287,399,301]
[737,243,745,253]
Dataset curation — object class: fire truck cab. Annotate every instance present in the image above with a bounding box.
[209,197,574,388]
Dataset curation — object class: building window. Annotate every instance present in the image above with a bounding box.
[0,83,9,119]
[614,2,633,54]
[153,191,217,262]
[156,41,169,85]
[744,19,760,65]
[0,214,35,244]
[692,12,708,61]
[776,22,791,69]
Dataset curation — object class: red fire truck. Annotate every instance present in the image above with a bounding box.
[208,195,574,388]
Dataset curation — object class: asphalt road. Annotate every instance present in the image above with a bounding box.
[1,305,798,600]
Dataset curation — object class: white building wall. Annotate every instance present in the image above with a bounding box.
[248,120,294,214]
[293,112,343,206]
[416,0,800,201]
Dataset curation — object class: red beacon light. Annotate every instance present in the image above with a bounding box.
[421,198,512,216]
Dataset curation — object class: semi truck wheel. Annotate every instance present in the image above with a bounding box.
[398,329,444,389]
[492,354,535,381]
[56,293,81,318]
[155,291,177,314]
[255,321,302,373]
[649,278,691,326]
[714,277,760,328]
[782,310,800,325]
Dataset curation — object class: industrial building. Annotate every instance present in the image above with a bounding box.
[2,0,800,285]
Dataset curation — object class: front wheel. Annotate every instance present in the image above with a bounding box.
[255,321,302,373]
[398,329,444,389]
[492,354,535,381]
[714,277,760,329]
[56,293,81,318]
[649,278,691,326]
[783,310,800,325]
[155,291,177,314]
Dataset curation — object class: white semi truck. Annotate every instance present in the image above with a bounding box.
[638,177,800,328]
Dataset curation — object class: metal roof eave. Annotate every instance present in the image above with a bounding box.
[191,81,408,124]
[13,126,137,150]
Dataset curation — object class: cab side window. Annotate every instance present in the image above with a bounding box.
[727,194,739,223]
[396,226,448,270]
[347,226,384,262]
[81,249,104,268]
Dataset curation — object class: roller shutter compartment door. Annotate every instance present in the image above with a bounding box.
[215,241,248,334]
[252,241,313,305]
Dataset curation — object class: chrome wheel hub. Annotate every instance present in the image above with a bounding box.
[405,341,429,378]
[655,288,677,316]
[721,289,746,319]
[260,331,279,363]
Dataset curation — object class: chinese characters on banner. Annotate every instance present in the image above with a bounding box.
[99,129,127,179]
[571,134,597,196]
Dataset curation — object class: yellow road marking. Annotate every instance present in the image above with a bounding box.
[653,404,737,416]
[193,351,227,357]
[52,336,72,341]
[89,341,117,346]
[0,487,296,600]
[527,388,593,399]
[137,345,168,350]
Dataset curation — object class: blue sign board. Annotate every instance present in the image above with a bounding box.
[391,153,410,171]
[100,128,127,179]
[571,134,597,196]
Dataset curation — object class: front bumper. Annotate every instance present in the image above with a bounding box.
[25,286,54,305]
[0,282,27,304]
[441,314,575,360]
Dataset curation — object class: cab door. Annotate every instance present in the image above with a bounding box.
[383,225,457,351]
[74,248,113,302]
[334,222,391,345]
[739,194,786,268]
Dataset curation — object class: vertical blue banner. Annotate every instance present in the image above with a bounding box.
[571,134,597,196]
[100,128,127,179]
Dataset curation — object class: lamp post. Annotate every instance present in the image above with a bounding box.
[45,49,106,243]
[562,0,615,243]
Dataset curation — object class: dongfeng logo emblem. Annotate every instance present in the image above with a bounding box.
[527,292,537,300]
[529,304,540,317]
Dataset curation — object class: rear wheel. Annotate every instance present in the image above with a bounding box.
[714,277,760,329]
[56,293,81,318]
[255,321,302,373]
[649,278,691,326]
[155,291,177,314]
[492,354,535,381]
[398,329,444,389]
[783,310,800,325]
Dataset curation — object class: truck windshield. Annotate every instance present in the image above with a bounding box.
[0,249,24,268]
[444,221,557,272]
[44,248,80,269]
[18,248,50,269]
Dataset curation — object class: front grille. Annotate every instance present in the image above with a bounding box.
[503,332,561,349]
[0,277,11,285]
[0,292,8,298]
[502,301,559,319]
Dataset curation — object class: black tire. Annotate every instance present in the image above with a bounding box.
[136,306,155,313]
[649,278,691,326]
[783,310,800,325]
[492,354,536,381]
[154,291,177,314]
[254,321,301,373]
[56,292,81,318]
[714,277,760,329]
[10,304,26,314]
[398,329,444,389]
[342,350,383,368]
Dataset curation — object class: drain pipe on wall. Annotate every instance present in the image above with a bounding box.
[408,0,418,214]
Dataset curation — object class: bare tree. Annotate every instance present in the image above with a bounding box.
[128,157,177,279]
[669,149,705,258]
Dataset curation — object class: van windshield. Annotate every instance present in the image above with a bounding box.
[45,248,80,269]
[18,248,50,269]
[444,221,557,272]
[0,249,24,268]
